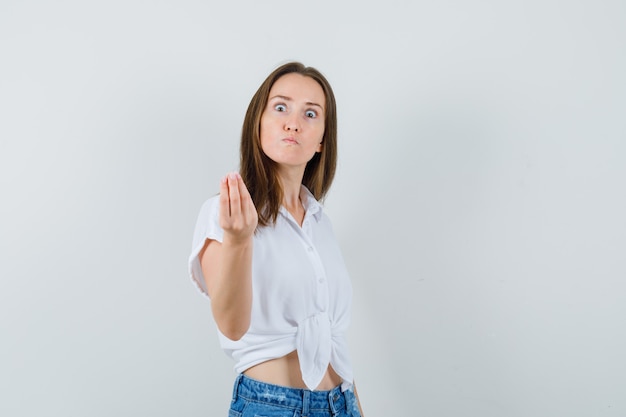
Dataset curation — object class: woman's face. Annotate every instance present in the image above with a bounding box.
[260,73,325,171]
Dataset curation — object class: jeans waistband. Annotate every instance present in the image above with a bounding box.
[233,374,347,414]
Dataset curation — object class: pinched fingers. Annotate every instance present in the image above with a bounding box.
[227,172,242,217]
[219,172,257,238]
[219,172,240,221]
[219,174,231,217]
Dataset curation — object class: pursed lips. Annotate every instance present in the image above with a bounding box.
[282,137,299,145]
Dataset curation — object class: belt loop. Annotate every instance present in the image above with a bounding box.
[231,374,243,402]
[302,389,310,417]
[328,389,340,416]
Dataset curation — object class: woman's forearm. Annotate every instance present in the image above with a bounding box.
[207,237,253,340]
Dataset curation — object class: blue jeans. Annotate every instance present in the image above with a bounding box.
[229,374,362,417]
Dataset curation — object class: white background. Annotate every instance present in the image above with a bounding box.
[1,1,625,416]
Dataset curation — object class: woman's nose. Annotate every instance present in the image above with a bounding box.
[284,117,299,132]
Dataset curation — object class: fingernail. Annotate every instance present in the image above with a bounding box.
[229,172,237,180]
[235,172,242,179]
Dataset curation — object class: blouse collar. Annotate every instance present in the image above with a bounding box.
[278,185,323,223]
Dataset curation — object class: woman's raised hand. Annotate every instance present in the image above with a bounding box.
[219,172,258,243]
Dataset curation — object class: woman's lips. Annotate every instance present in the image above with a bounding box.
[282,137,298,145]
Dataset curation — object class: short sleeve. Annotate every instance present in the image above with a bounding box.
[188,196,223,297]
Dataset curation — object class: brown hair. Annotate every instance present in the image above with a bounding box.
[240,62,338,227]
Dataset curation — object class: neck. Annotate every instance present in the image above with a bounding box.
[277,166,304,206]
[277,167,305,225]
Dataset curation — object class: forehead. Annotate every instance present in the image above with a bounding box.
[269,73,326,106]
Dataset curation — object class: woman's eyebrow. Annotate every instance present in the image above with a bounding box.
[269,95,324,110]
[269,95,292,102]
[306,101,324,110]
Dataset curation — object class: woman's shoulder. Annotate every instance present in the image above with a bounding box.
[192,194,222,236]
[199,194,220,214]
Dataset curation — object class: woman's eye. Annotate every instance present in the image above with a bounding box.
[274,104,287,112]
[305,110,317,118]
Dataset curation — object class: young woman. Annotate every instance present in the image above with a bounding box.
[189,62,364,417]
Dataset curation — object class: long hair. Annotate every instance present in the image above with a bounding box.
[240,62,338,227]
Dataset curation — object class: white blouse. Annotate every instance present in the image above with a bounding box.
[188,185,354,391]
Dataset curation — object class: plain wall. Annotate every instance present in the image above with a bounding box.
[1,0,625,416]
